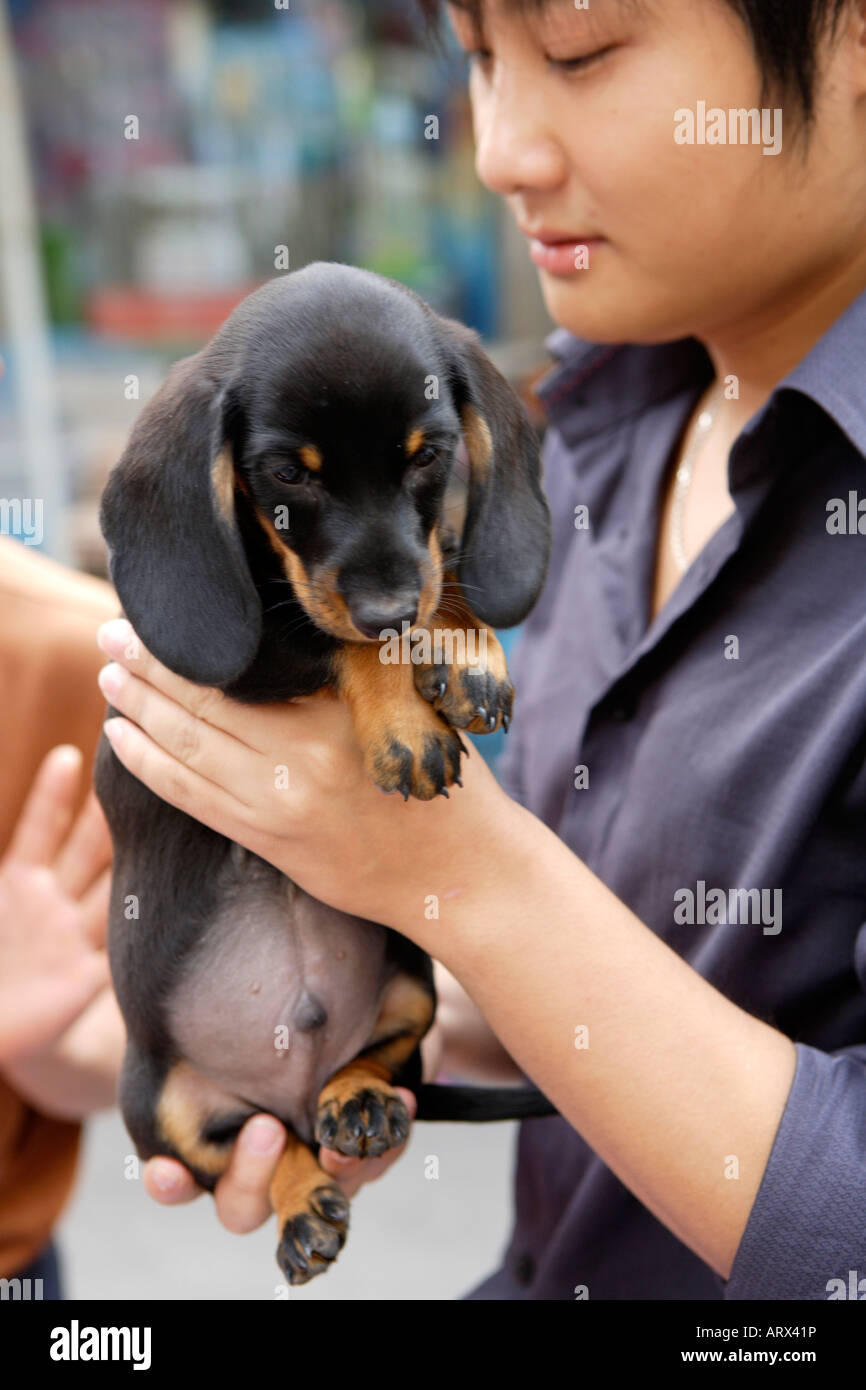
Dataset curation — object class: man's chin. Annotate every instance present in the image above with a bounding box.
[539,278,698,349]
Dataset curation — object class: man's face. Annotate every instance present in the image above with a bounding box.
[446,0,864,345]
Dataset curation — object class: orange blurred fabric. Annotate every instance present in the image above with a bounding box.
[0,537,118,1276]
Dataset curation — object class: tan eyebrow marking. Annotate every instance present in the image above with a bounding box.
[405,428,426,457]
[298,444,323,471]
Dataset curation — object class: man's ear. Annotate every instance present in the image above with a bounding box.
[434,313,551,628]
[99,352,261,685]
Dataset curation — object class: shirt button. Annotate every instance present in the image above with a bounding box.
[514,1252,535,1285]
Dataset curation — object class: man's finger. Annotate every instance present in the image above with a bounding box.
[102,716,256,837]
[97,619,266,749]
[6,746,83,867]
[98,668,267,807]
[143,1157,205,1205]
[213,1115,287,1234]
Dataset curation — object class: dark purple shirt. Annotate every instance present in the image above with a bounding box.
[464,288,866,1300]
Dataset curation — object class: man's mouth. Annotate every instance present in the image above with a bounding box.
[518,226,605,276]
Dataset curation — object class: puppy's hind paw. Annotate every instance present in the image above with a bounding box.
[315,1085,411,1159]
[276,1184,350,1286]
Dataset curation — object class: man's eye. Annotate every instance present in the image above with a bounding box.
[272,463,310,485]
[549,45,618,74]
[464,43,617,76]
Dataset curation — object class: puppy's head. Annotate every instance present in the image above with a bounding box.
[100,262,551,686]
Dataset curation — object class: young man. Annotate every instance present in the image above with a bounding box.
[102,0,866,1298]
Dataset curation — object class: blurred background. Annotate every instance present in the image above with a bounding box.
[0,0,556,1298]
[0,0,552,567]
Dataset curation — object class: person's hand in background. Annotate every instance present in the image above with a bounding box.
[0,745,112,1061]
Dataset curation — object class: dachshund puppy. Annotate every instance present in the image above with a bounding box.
[95,262,553,1285]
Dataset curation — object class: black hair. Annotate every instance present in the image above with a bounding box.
[414,0,853,127]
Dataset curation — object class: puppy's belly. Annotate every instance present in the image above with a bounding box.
[167,877,392,1144]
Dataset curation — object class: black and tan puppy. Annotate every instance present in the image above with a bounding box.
[95,262,554,1285]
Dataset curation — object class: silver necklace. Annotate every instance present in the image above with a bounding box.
[670,381,724,575]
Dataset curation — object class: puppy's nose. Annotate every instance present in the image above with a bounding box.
[350,594,419,640]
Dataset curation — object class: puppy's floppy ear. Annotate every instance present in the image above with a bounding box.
[436,314,551,628]
[100,352,261,685]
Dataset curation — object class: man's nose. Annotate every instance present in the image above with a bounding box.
[472,69,565,197]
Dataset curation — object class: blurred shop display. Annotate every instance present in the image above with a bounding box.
[0,0,551,738]
[6,0,551,342]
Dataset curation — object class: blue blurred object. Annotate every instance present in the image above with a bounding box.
[466,624,522,774]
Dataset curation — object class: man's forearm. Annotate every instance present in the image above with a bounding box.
[430,961,527,1086]
[409,799,797,1280]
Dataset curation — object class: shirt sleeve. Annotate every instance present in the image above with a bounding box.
[724,952,866,1299]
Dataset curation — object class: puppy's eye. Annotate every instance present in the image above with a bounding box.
[272,462,310,486]
[412,446,441,469]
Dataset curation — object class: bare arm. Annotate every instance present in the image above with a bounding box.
[413,796,797,1282]
[428,960,526,1087]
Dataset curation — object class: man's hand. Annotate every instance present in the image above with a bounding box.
[143,1025,444,1227]
[143,1087,420,1226]
[96,617,513,945]
[0,745,112,1062]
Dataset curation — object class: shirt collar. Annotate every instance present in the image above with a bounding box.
[532,328,713,447]
[533,286,866,461]
[781,286,866,461]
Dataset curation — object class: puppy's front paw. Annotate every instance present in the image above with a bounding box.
[414,628,513,735]
[277,1184,350,1286]
[315,1084,411,1159]
[366,711,466,801]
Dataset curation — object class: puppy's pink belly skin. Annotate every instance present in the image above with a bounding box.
[168,882,393,1145]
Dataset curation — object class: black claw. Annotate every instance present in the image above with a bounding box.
[502,714,510,733]
[317,1113,337,1146]
[314,1188,349,1223]
[488,713,497,731]
[437,679,447,698]
[453,774,463,787]
[475,705,487,722]
[438,786,449,798]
